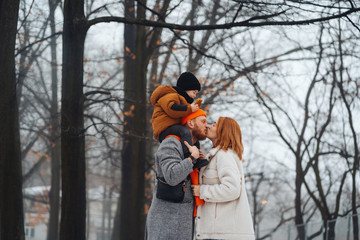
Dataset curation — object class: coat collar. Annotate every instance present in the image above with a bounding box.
[207,147,220,161]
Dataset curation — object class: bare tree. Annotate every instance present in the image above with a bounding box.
[60,0,87,239]
[47,0,62,239]
[0,0,25,239]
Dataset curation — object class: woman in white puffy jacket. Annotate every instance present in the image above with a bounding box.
[191,117,255,240]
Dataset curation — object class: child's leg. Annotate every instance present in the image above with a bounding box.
[192,140,209,169]
[194,140,200,149]
[176,125,192,158]
[158,124,192,158]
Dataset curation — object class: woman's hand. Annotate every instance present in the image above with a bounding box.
[191,185,200,196]
[184,141,199,159]
[199,150,206,160]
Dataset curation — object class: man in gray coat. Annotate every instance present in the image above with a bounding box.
[145,109,208,240]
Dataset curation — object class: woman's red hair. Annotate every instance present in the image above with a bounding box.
[214,117,244,161]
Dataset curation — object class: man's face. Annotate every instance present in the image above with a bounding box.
[191,116,208,141]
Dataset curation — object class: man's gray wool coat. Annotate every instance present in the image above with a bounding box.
[145,137,195,240]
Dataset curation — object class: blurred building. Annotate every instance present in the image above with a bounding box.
[23,185,118,240]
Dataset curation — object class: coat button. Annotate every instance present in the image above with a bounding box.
[197,216,200,219]
[197,234,200,237]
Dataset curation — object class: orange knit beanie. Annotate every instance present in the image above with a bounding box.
[181,109,207,125]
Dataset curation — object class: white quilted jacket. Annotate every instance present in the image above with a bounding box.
[195,147,255,240]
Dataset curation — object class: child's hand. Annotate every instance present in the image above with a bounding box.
[191,103,199,112]
[195,99,202,107]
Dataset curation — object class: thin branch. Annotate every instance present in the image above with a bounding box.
[84,90,111,96]
[232,2,244,23]
[345,15,360,32]
[86,7,360,30]
[15,31,62,56]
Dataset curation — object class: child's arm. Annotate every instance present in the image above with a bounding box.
[170,102,198,112]
[157,93,194,118]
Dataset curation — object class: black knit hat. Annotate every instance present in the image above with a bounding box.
[176,72,201,91]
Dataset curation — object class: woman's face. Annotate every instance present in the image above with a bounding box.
[207,121,217,141]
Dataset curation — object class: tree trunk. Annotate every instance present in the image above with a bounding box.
[326,220,336,240]
[109,1,149,239]
[352,181,359,240]
[47,1,61,240]
[0,0,25,240]
[110,1,175,238]
[110,1,137,236]
[120,0,148,238]
[60,0,87,239]
[295,157,305,240]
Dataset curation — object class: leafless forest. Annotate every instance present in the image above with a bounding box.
[0,1,359,240]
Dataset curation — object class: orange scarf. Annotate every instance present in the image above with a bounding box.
[190,169,204,217]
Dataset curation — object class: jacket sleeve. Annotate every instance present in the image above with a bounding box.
[156,137,194,186]
[157,93,192,118]
[199,151,242,202]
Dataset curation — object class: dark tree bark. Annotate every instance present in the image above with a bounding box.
[0,0,25,240]
[295,158,305,240]
[60,0,88,239]
[119,1,147,239]
[109,2,138,238]
[47,1,61,240]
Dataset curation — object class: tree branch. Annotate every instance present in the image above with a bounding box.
[86,7,360,30]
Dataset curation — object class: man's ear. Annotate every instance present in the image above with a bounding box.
[186,119,195,129]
